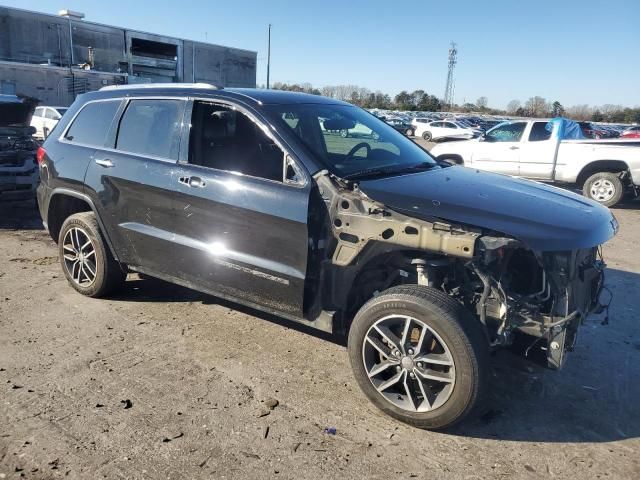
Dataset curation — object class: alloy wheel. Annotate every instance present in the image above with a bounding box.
[362,314,456,412]
[62,227,97,287]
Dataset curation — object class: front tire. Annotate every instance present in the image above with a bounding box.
[348,285,488,430]
[58,212,126,297]
[422,131,432,141]
[583,171,624,207]
[406,128,414,137]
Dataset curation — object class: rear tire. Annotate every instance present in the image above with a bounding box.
[583,171,624,207]
[406,128,414,137]
[58,212,126,297]
[348,285,488,430]
[422,131,432,141]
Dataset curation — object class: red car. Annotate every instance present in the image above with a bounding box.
[621,126,640,138]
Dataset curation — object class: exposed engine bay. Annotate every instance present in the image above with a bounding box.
[312,171,607,369]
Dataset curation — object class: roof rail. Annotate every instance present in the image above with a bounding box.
[99,82,222,91]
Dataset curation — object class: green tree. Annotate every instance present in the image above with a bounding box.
[551,101,565,117]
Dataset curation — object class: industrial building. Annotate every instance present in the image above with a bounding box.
[0,6,257,106]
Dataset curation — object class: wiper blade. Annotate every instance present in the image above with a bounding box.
[342,168,392,180]
[343,162,438,181]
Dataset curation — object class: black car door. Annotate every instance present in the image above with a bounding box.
[84,97,186,274]
[169,99,311,318]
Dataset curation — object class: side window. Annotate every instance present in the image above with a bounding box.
[34,107,44,117]
[485,122,527,142]
[44,108,59,120]
[443,122,455,129]
[64,100,120,146]
[529,122,552,142]
[188,101,284,182]
[431,122,442,128]
[115,99,184,160]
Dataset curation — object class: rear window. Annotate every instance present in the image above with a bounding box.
[64,100,120,146]
[115,99,184,160]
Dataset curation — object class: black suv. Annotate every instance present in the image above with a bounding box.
[37,84,616,429]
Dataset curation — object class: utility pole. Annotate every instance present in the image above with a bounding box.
[443,42,457,110]
[266,23,271,89]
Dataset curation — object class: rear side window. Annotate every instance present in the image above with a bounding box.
[529,122,552,142]
[116,100,184,160]
[64,100,120,146]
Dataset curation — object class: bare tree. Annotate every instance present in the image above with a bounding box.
[524,96,549,117]
[476,96,488,109]
[506,100,521,115]
[565,104,592,121]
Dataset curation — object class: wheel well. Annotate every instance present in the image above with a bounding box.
[576,160,629,187]
[47,194,93,243]
[436,154,464,165]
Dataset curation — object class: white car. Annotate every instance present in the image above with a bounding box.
[415,120,482,142]
[30,106,68,139]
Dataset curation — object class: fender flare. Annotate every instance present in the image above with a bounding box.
[48,188,121,262]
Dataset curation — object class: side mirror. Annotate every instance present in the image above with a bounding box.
[28,126,37,136]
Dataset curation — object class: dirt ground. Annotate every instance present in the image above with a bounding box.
[1,194,639,479]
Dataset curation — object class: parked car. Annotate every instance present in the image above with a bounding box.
[415,120,482,142]
[37,84,616,429]
[385,118,415,136]
[31,106,68,139]
[621,126,640,139]
[0,95,39,200]
[430,119,640,206]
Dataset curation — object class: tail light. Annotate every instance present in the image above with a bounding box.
[36,146,46,165]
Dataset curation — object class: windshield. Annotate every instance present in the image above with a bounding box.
[266,104,437,179]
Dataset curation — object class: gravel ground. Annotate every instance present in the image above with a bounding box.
[1,194,639,480]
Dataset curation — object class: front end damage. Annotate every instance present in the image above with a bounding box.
[314,171,609,370]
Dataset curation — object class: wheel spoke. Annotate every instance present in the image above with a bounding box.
[416,367,454,384]
[63,244,76,254]
[415,325,434,354]
[84,250,95,259]
[71,260,81,282]
[80,239,92,251]
[374,324,403,353]
[73,229,81,251]
[84,260,96,277]
[365,336,392,359]
[415,353,453,366]
[402,371,417,411]
[63,253,77,262]
[400,317,412,348]
[414,371,433,410]
[375,370,403,392]
[367,359,396,378]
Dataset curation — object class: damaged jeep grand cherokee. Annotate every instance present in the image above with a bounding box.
[37,85,617,429]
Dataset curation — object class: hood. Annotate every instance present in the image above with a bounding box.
[358,166,617,251]
[0,95,36,127]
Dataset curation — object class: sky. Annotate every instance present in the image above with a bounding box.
[4,0,639,109]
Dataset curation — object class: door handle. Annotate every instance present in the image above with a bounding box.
[95,158,115,168]
[509,146,519,150]
[179,176,206,188]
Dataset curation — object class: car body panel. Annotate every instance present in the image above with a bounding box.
[357,166,617,251]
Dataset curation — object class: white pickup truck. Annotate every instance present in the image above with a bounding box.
[430,119,640,206]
